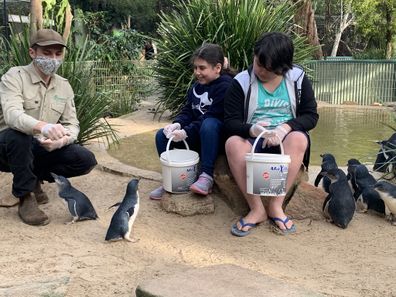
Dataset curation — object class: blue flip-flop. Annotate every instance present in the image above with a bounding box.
[269,216,296,235]
[231,218,257,237]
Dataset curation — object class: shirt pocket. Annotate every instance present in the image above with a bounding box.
[23,97,40,119]
[47,101,66,123]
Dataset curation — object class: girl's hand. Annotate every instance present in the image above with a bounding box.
[163,123,181,138]
[170,129,187,142]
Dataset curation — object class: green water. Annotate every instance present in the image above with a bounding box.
[310,106,395,166]
[108,106,396,169]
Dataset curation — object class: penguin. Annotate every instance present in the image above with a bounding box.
[321,168,355,229]
[51,173,98,223]
[314,153,338,193]
[346,158,361,193]
[373,181,396,225]
[373,133,396,173]
[105,179,140,242]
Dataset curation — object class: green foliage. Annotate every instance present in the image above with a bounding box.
[353,48,386,60]
[58,40,118,144]
[42,0,70,32]
[7,26,31,67]
[155,0,316,116]
[88,29,146,61]
[71,0,159,33]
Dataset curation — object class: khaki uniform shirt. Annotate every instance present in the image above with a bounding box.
[0,62,79,142]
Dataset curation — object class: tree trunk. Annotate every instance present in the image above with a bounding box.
[30,0,43,38]
[293,0,323,59]
[330,0,354,57]
[331,31,343,57]
[63,3,73,43]
[385,1,393,59]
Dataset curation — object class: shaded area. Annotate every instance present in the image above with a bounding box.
[107,130,161,172]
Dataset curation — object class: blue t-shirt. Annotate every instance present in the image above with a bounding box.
[251,79,293,129]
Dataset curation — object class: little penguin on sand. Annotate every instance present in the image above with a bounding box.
[51,173,98,223]
[314,153,338,193]
[105,179,140,242]
[373,180,396,225]
[321,168,355,229]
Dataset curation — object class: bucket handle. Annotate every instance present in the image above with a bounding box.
[250,130,285,158]
[165,136,190,166]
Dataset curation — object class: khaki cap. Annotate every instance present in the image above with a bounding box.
[30,29,66,48]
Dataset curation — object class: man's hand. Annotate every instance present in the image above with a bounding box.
[41,123,69,140]
[38,136,70,152]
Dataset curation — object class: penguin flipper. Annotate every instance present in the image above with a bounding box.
[66,199,78,217]
[108,202,121,210]
[314,171,324,187]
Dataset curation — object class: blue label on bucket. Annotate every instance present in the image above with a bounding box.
[252,163,288,196]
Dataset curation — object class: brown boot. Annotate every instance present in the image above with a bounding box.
[33,181,49,204]
[18,193,50,226]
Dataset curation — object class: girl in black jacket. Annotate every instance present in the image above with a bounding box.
[224,32,319,236]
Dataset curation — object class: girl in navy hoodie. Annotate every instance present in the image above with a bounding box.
[150,43,233,199]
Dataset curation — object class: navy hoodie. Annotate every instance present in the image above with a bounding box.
[173,74,233,137]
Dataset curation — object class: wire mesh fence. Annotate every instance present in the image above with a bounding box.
[84,60,156,116]
[307,60,396,105]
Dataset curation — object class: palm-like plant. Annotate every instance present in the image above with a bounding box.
[58,39,118,144]
[155,0,316,116]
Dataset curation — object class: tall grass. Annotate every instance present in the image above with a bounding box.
[155,0,316,116]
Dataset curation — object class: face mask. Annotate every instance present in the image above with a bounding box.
[33,56,63,76]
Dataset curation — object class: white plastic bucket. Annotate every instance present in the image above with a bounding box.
[245,131,291,196]
[160,137,199,193]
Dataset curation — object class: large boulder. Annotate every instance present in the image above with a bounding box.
[136,264,326,297]
[160,192,215,216]
[213,155,326,220]
[284,181,327,220]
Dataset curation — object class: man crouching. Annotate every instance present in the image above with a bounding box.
[0,29,97,226]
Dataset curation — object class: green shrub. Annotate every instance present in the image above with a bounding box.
[155,0,316,116]
[88,29,146,61]
[353,48,386,59]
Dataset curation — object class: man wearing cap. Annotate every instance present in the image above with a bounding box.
[0,28,97,226]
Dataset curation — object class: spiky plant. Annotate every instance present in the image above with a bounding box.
[155,0,316,116]
[58,39,118,144]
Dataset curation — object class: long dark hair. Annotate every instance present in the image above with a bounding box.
[191,43,236,77]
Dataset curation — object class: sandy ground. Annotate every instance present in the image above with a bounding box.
[1,102,396,297]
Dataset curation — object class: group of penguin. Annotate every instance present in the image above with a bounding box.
[314,148,396,229]
[49,132,396,236]
[51,173,139,242]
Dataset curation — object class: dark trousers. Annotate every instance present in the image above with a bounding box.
[155,118,224,177]
[0,128,97,198]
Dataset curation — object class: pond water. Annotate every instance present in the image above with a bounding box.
[108,106,395,169]
[310,106,395,166]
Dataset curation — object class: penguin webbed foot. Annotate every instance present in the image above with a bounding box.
[125,235,139,243]
[65,217,79,225]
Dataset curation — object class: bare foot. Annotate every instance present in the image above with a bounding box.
[266,203,294,230]
[235,210,268,232]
